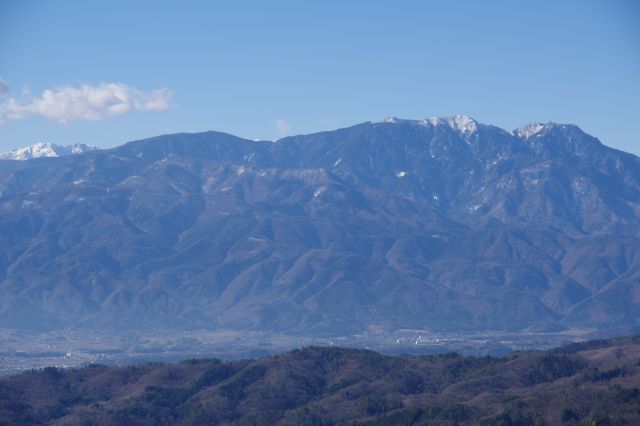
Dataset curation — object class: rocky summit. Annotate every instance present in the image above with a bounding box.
[0,116,638,335]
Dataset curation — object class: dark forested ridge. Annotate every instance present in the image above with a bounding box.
[1,336,640,425]
[0,116,638,336]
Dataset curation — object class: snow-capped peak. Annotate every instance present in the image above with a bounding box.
[0,142,98,161]
[444,115,478,134]
[513,123,547,139]
[420,115,478,134]
[375,114,481,134]
[375,116,421,125]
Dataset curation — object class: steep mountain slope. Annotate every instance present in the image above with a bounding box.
[0,116,638,334]
[0,142,97,160]
[1,336,639,425]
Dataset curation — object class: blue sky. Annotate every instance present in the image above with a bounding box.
[1,0,639,154]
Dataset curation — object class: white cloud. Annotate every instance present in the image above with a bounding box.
[0,78,8,96]
[275,119,291,137]
[0,82,172,125]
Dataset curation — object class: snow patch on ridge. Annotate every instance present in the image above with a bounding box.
[514,123,546,139]
[376,114,479,134]
[421,115,478,134]
[313,186,327,198]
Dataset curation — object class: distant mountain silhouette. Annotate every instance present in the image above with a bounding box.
[0,142,97,160]
[0,116,638,334]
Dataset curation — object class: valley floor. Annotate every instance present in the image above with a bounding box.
[0,327,605,375]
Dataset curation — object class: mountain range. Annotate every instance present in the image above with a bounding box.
[0,142,97,161]
[0,115,638,336]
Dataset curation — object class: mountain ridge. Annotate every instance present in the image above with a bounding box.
[0,142,98,161]
[0,116,638,335]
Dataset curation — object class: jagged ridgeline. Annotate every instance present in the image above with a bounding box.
[0,116,639,334]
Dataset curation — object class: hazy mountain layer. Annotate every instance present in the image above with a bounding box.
[0,116,638,334]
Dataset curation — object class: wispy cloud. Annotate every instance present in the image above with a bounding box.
[275,119,291,137]
[319,116,337,130]
[0,82,172,125]
[0,78,8,96]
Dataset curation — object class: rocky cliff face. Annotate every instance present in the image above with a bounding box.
[0,116,638,334]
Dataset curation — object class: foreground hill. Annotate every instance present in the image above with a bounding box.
[0,116,638,334]
[1,336,639,425]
